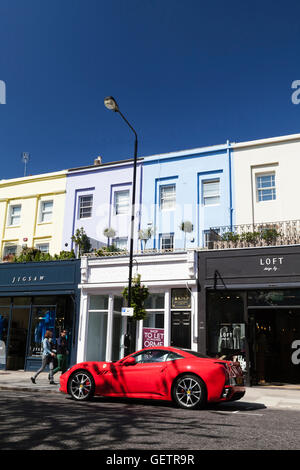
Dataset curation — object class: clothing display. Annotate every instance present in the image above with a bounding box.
[218,323,246,353]
[31,308,56,356]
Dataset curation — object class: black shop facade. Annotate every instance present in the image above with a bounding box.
[0,259,80,371]
[198,245,300,385]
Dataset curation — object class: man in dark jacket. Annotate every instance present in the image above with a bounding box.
[52,330,69,378]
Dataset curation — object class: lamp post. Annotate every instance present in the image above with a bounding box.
[104,96,138,356]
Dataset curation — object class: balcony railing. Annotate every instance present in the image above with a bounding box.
[208,220,300,250]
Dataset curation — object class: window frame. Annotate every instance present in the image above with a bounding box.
[160,233,174,251]
[159,184,176,211]
[3,244,18,257]
[8,204,21,226]
[114,190,130,216]
[256,172,276,202]
[78,194,93,219]
[35,242,50,253]
[202,179,220,206]
[39,200,53,223]
[112,237,128,251]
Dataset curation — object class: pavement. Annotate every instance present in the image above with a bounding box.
[1,369,300,410]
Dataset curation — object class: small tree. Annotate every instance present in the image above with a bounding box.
[103,227,116,247]
[179,221,194,249]
[71,227,91,257]
[122,274,149,320]
[138,227,153,251]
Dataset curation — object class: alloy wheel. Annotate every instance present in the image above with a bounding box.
[69,371,94,401]
[175,376,203,409]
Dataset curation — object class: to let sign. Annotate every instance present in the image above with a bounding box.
[143,328,164,348]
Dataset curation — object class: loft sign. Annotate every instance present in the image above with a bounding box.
[259,256,284,272]
[12,275,45,284]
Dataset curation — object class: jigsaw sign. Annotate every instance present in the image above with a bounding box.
[0,80,6,104]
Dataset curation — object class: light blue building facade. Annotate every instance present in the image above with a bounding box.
[140,142,234,251]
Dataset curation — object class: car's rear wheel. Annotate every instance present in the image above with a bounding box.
[173,374,206,410]
[68,370,95,401]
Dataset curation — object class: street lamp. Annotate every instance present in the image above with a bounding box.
[104,96,138,356]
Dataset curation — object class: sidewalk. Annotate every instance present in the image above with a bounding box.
[1,369,300,410]
[0,370,61,393]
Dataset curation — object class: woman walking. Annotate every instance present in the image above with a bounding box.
[31,330,56,384]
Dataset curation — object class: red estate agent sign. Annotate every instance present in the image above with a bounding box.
[143,328,164,348]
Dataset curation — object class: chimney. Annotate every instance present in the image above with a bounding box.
[94,156,102,166]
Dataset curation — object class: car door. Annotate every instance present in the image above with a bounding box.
[115,349,170,398]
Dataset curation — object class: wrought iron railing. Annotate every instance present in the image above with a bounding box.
[208,220,300,250]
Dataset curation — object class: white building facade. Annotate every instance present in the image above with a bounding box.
[76,250,199,363]
[232,133,300,226]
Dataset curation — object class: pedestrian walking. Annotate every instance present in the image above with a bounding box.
[52,329,69,378]
[31,330,56,384]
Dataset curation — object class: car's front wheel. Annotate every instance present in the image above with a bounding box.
[172,374,206,410]
[68,370,95,401]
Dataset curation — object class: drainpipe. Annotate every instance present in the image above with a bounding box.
[227,140,234,230]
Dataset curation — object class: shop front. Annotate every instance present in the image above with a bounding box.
[198,246,300,385]
[0,260,80,371]
[76,251,198,363]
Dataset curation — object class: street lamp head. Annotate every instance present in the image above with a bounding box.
[104,96,119,112]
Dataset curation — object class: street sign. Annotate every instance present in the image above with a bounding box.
[121,307,134,316]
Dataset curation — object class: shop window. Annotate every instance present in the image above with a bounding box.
[248,289,300,307]
[0,307,9,368]
[145,293,164,310]
[13,297,31,305]
[207,291,246,364]
[144,312,164,329]
[142,293,165,348]
[29,306,56,357]
[86,312,108,362]
[89,295,109,310]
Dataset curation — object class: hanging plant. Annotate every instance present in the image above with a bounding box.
[122,274,149,320]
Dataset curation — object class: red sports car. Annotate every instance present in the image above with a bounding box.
[59,346,245,409]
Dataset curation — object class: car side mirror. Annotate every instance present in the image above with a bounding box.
[123,356,136,366]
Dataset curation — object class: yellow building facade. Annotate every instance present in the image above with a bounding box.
[0,170,67,258]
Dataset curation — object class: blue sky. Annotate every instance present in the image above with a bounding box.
[0,0,300,179]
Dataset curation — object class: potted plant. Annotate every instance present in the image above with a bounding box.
[103,227,116,247]
[71,227,91,257]
[138,227,153,251]
[179,221,194,250]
